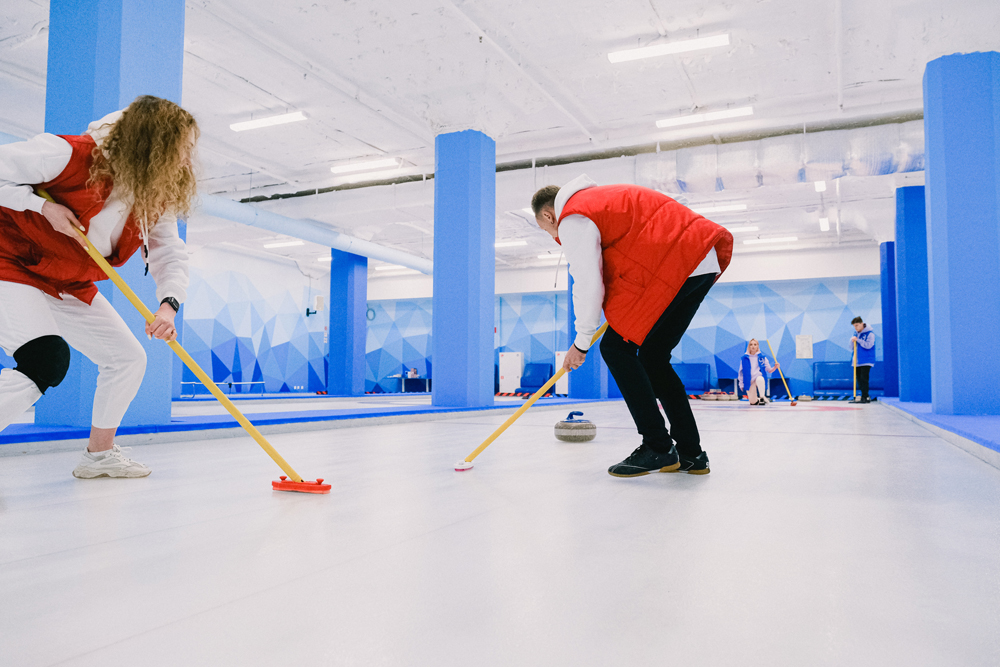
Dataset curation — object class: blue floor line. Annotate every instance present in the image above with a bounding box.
[0,397,620,445]
[881,397,1000,454]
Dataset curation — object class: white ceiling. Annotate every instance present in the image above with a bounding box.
[1,0,997,275]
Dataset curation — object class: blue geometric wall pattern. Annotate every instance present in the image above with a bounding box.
[495,293,569,370]
[365,293,569,393]
[675,276,883,396]
[365,299,433,393]
[181,249,327,395]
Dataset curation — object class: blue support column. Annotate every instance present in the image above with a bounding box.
[923,52,1000,415]
[431,130,495,408]
[327,249,368,396]
[879,242,899,398]
[35,0,185,427]
[567,274,609,399]
[894,186,932,403]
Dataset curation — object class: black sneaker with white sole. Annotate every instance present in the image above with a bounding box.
[608,444,680,477]
[667,450,710,475]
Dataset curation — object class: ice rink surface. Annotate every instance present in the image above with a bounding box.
[1,400,998,666]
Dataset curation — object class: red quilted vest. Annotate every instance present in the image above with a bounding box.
[559,185,734,345]
[0,135,143,304]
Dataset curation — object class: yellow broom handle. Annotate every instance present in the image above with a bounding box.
[38,189,303,482]
[765,339,793,401]
[463,321,609,463]
[853,340,858,399]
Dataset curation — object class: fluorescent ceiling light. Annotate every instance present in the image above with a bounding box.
[495,240,528,248]
[608,34,730,63]
[263,240,304,249]
[374,264,406,271]
[656,106,754,129]
[336,168,404,184]
[815,181,827,192]
[331,158,400,174]
[691,204,748,214]
[230,111,307,132]
[375,268,420,276]
[537,254,562,260]
[819,217,830,232]
[725,225,759,233]
[743,236,799,245]
[317,256,332,262]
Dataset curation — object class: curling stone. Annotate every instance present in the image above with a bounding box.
[554,411,596,442]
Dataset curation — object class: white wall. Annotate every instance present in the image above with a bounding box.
[718,245,881,283]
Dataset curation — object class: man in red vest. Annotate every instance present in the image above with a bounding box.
[532,175,733,477]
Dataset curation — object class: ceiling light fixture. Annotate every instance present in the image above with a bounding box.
[656,106,754,129]
[375,268,420,276]
[743,236,799,245]
[317,256,332,262]
[263,240,305,249]
[691,203,748,214]
[815,181,827,192]
[374,264,407,271]
[336,168,404,184]
[819,217,830,232]
[230,111,307,132]
[537,254,562,260]
[725,225,759,233]
[330,158,400,174]
[495,240,528,248]
[608,34,730,63]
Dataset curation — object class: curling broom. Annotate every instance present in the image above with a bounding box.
[765,339,796,406]
[455,322,608,471]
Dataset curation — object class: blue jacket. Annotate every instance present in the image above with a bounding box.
[854,325,875,366]
[739,353,771,390]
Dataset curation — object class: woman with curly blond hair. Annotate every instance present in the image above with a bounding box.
[0,95,198,479]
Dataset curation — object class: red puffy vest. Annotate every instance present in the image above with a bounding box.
[0,135,143,304]
[559,185,734,345]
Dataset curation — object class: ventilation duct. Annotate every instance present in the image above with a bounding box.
[637,120,924,194]
[198,195,433,274]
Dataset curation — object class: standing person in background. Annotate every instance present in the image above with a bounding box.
[851,316,876,403]
[532,175,733,477]
[0,95,197,479]
[738,339,779,406]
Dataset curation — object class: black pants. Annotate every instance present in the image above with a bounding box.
[599,273,715,457]
[856,365,871,400]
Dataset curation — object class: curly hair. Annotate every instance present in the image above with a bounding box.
[88,95,199,228]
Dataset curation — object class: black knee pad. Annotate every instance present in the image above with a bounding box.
[13,335,71,394]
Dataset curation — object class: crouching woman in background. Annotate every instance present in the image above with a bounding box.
[739,339,779,406]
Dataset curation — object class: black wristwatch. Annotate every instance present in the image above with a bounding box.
[160,297,180,313]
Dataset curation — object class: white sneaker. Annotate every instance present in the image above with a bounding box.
[72,444,152,479]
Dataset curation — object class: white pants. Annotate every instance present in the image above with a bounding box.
[0,280,146,431]
[746,375,766,403]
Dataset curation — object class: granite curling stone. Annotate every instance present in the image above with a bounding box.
[554,411,596,442]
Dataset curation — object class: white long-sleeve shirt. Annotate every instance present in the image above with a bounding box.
[0,111,189,303]
[555,174,719,351]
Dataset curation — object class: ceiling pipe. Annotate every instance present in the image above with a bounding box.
[197,194,434,275]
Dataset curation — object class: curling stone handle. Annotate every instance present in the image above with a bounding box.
[566,411,584,421]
